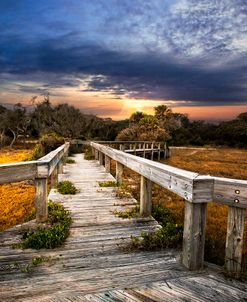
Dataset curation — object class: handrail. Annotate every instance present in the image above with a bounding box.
[0,142,70,221]
[91,141,246,277]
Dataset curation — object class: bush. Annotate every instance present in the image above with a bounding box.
[66,158,75,164]
[127,204,183,250]
[57,181,78,195]
[15,202,72,249]
[40,133,65,155]
[84,146,94,160]
[98,181,118,187]
[28,143,42,160]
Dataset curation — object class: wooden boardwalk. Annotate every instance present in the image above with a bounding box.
[0,154,246,301]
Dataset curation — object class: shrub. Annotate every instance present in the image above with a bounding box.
[66,158,75,164]
[40,133,65,155]
[57,181,78,195]
[98,181,118,187]
[84,146,94,160]
[28,144,42,160]
[14,202,72,249]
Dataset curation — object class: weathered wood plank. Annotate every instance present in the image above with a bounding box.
[182,201,207,270]
[140,176,152,217]
[116,161,124,185]
[104,155,111,173]
[35,177,48,222]
[225,206,245,277]
[0,162,37,184]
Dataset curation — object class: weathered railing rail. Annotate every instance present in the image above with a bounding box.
[0,142,70,222]
[79,140,169,159]
[90,141,246,277]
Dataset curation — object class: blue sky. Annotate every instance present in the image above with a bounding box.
[0,0,246,120]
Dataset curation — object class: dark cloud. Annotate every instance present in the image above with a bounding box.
[0,0,246,107]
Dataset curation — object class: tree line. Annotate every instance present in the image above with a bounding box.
[0,98,246,148]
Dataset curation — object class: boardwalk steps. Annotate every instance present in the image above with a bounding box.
[0,154,246,301]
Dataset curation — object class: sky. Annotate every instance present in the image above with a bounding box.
[0,0,247,121]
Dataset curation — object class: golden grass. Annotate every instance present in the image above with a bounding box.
[0,148,35,231]
[0,149,33,164]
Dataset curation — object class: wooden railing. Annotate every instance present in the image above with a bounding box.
[0,143,70,222]
[90,141,246,277]
[95,141,169,159]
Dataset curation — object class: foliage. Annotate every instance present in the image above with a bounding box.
[57,181,78,195]
[98,181,118,187]
[66,158,76,164]
[84,146,94,160]
[115,205,140,219]
[28,144,42,160]
[130,223,183,250]
[115,183,133,198]
[40,132,65,155]
[127,203,183,250]
[15,202,72,249]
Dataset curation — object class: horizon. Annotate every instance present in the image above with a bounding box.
[0,0,246,121]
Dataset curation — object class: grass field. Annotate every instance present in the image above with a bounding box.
[113,147,247,270]
[0,148,35,231]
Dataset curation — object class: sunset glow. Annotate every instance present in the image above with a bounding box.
[0,1,246,121]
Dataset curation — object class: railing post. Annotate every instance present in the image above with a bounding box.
[116,161,123,184]
[95,149,99,160]
[99,151,104,165]
[225,206,245,278]
[35,177,48,222]
[58,160,63,174]
[120,144,125,151]
[182,201,207,270]
[151,142,154,161]
[143,143,146,158]
[105,155,111,173]
[158,143,161,161]
[140,176,152,216]
[51,166,58,188]
[182,177,212,270]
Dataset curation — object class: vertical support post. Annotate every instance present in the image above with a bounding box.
[134,143,137,155]
[182,201,207,270]
[151,142,154,161]
[140,176,152,216]
[225,206,245,278]
[116,161,123,185]
[105,155,111,173]
[95,149,99,160]
[58,160,63,174]
[35,177,48,222]
[143,143,146,158]
[158,143,161,161]
[99,151,104,165]
[120,144,125,151]
[51,166,58,188]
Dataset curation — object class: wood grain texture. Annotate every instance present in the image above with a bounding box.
[0,154,246,302]
[34,177,48,222]
[140,176,152,216]
[182,201,207,270]
[225,206,246,277]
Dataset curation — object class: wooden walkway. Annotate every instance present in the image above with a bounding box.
[0,154,246,301]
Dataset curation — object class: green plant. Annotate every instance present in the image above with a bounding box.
[31,256,45,266]
[28,144,42,160]
[84,146,94,160]
[14,202,72,249]
[151,204,174,227]
[129,223,183,250]
[66,158,75,164]
[40,132,65,155]
[115,183,133,198]
[57,180,78,195]
[115,205,140,219]
[98,181,118,187]
[124,204,183,251]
